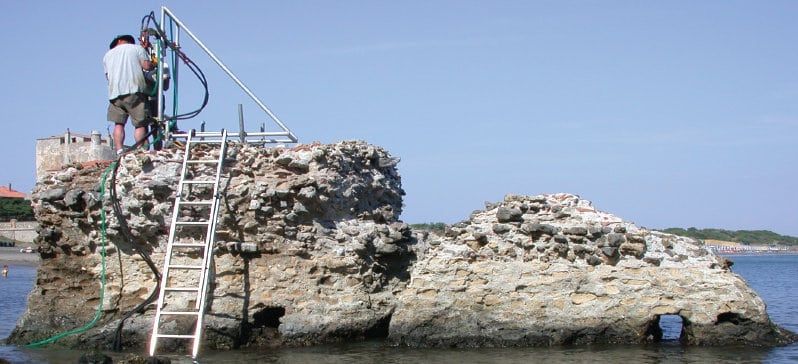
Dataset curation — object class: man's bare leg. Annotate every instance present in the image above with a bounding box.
[113,123,126,151]
[134,126,148,147]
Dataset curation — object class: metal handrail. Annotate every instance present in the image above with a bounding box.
[157,6,298,144]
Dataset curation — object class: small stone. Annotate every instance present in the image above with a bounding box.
[474,232,489,245]
[63,189,84,208]
[39,187,66,202]
[375,240,399,255]
[82,191,100,209]
[298,186,317,200]
[563,226,588,236]
[293,202,309,214]
[492,224,512,234]
[378,157,399,168]
[496,206,523,223]
[520,223,558,236]
[569,235,586,244]
[643,257,662,266]
[553,243,569,254]
[587,255,602,266]
[620,242,646,258]
[288,159,310,172]
[601,247,619,257]
[626,233,646,245]
[275,154,293,166]
[607,233,626,247]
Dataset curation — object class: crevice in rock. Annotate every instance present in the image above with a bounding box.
[252,306,285,329]
[364,313,392,339]
[716,312,748,326]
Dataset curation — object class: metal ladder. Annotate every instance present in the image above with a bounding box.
[149,129,229,360]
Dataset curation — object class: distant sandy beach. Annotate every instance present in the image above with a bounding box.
[0,247,40,266]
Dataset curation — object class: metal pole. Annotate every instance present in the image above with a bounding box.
[172,21,180,134]
[161,6,297,142]
[158,9,167,142]
[156,41,164,125]
[238,104,245,143]
[173,131,291,137]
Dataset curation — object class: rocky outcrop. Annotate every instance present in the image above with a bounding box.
[8,142,795,351]
[11,141,412,350]
[390,194,795,346]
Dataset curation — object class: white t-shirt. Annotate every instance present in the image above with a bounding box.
[103,44,149,100]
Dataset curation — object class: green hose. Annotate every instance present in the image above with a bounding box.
[25,162,115,348]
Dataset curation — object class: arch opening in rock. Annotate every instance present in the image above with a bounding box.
[659,314,684,342]
[646,314,687,343]
[252,306,285,329]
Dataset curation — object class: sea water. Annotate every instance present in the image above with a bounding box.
[1,256,796,363]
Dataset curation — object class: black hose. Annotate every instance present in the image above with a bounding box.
[141,11,210,122]
[109,127,163,351]
[109,10,213,350]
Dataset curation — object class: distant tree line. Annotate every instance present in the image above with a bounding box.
[410,222,448,234]
[0,199,34,221]
[662,227,798,246]
[410,223,798,246]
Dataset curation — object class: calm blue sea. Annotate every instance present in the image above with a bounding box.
[1,255,796,363]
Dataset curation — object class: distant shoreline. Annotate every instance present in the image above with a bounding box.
[0,247,40,266]
[718,252,798,257]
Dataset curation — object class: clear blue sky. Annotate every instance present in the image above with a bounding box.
[1,1,796,235]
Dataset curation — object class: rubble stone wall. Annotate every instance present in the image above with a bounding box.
[8,142,795,351]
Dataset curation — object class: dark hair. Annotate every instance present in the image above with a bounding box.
[109,34,136,49]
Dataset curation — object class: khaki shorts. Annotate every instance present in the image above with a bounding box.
[108,93,151,128]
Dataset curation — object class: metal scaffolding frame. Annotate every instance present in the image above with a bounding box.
[156,6,298,144]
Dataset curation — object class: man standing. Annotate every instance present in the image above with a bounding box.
[103,34,152,156]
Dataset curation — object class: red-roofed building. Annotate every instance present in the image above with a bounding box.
[0,184,26,199]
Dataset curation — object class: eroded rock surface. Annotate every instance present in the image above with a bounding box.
[8,142,795,351]
[391,194,795,346]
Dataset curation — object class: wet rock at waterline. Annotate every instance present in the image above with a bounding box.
[8,141,796,351]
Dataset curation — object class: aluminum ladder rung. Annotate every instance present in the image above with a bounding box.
[181,180,216,185]
[156,334,196,339]
[151,129,229,360]
[168,264,204,270]
[164,287,200,292]
[186,139,225,145]
[172,243,207,248]
[174,221,211,226]
[179,200,214,206]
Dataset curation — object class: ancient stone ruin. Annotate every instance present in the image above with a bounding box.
[8,141,796,351]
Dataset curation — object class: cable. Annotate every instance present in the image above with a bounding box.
[24,163,114,348]
[141,11,210,122]
[109,129,163,351]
